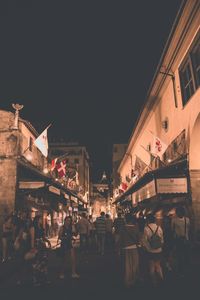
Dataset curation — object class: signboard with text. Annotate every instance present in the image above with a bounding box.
[156,178,188,194]
[19,181,45,189]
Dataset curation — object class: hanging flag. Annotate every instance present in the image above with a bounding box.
[51,158,58,171]
[67,178,76,190]
[56,160,66,177]
[75,171,79,186]
[119,182,128,193]
[152,135,167,159]
[121,182,128,191]
[134,155,147,177]
[126,175,131,183]
[34,125,51,157]
[131,168,138,178]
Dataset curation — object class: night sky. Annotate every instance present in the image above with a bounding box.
[0,0,182,181]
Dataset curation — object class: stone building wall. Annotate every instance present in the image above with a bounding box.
[0,110,19,233]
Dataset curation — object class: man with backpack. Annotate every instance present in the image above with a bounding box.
[142,214,164,286]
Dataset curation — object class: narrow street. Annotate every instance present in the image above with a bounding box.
[0,1,200,299]
[1,243,200,297]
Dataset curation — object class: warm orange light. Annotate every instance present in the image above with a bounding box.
[43,168,48,174]
[26,153,33,161]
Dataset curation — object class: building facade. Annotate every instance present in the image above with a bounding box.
[112,143,127,191]
[0,108,83,233]
[49,142,90,204]
[114,1,200,232]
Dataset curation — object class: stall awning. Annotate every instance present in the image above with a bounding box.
[113,158,188,205]
[17,158,81,203]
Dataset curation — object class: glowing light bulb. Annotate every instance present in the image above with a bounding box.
[43,168,48,174]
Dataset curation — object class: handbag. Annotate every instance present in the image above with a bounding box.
[72,234,80,248]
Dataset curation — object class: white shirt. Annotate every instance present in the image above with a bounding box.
[142,223,163,253]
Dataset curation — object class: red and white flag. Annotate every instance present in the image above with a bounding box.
[119,182,128,193]
[56,160,66,177]
[152,135,167,159]
[51,158,58,171]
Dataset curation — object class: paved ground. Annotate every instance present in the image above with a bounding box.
[1,243,200,299]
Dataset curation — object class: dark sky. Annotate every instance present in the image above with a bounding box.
[0,0,182,181]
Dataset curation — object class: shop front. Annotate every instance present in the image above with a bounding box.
[114,159,190,225]
[16,158,82,236]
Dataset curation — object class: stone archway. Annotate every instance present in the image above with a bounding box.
[189,113,200,233]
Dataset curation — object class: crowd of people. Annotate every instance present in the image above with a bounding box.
[0,207,192,288]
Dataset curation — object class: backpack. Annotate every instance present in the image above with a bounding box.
[147,225,162,249]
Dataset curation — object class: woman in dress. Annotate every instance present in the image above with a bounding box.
[58,216,80,279]
[2,215,14,262]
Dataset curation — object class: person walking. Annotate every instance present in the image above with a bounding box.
[120,214,140,288]
[95,212,106,256]
[105,214,113,252]
[162,213,174,273]
[58,216,80,279]
[171,206,190,276]
[46,213,52,238]
[88,215,96,252]
[76,212,90,256]
[137,211,145,236]
[142,214,164,287]
[14,212,36,286]
[2,215,14,262]
[113,213,125,256]
[32,215,51,286]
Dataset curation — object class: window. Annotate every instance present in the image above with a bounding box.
[147,143,151,152]
[191,40,200,88]
[29,137,33,152]
[173,141,177,153]
[179,32,200,106]
[180,59,195,105]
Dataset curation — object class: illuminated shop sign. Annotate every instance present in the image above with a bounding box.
[132,180,156,205]
[19,181,45,189]
[49,186,60,195]
[156,178,188,193]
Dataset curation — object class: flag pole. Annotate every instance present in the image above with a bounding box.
[46,123,52,130]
